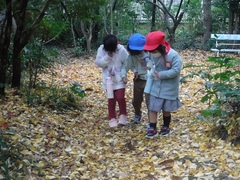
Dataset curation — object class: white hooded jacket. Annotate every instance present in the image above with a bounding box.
[96,44,129,90]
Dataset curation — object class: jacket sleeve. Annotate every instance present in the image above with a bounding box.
[120,47,130,77]
[121,55,133,77]
[158,55,182,79]
[144,53,153,70]
[96,46,112,68]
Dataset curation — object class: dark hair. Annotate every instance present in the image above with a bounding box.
[149,44,167,60]
[103,34,118,53]
[127,44,142,56]
[155,44,167,57]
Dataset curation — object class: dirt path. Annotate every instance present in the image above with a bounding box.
[1,50,239,179]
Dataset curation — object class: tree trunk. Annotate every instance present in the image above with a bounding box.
[80,21,92,52]
[233,1,239,33]
[11,0,27,88]
[70,18,76,48]
[11,0,52,88]
[153,0,189,44]
[151,0,156,31]
[11,49,22,88]
[228,1,240,33]
[166,26,176,44]
[229,3,234,33]
[92,23,99,43]
[0,1,12,96]
[202,0,211,45]
[110,0,113,34]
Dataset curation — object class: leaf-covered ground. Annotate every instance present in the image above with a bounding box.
[0,50,240,179]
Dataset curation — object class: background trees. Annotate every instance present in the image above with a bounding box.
[148,0,190,44]
[0,0,53,95]
[203,0,212,44]
[0,0,240,96]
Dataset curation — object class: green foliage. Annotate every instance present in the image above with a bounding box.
[46,85,84,111]
[22,39,59,89]
[65,0,106,21]
[183,0,203,34]
[0,127,24,179]
[70,82,86,98]
[174,31,197,49]
[21,39,86,111]
[0,0,5,11]
[211,0,229,32]
[67,37,86,57]
[181,56,240,142]
[23,81,85,111]
[0,129,11,179]
[36,18,70,42]
[174,0,203,49]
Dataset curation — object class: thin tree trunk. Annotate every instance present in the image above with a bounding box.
[11,0,27,87]
[92,24,99,43]
[151,0,156,31]
[103,7,108,34]
[151,0,189,44]
[71,18,76,48]
[202,0,211,45]
[229,4,234,33]
[11,0,52,88]
[80,21,92,52]
[234,3,239,33]
[0,1,12,96]
[110,0,113,34]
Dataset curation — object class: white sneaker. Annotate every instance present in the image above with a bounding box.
[118,114,128,125]
[109,118,118,127]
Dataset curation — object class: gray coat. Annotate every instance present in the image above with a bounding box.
[149,48,182,100]
[121,52,152,80]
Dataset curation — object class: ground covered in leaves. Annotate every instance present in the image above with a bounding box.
[0,50,240,179]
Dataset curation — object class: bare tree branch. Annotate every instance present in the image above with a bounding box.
[175,0,183,20]
[22,0,52,43]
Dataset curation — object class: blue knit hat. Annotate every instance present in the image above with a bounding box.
[128,33,146,51]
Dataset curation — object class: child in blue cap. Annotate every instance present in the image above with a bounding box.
[122,33,152,124]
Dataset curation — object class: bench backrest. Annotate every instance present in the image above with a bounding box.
[211,34,240,40]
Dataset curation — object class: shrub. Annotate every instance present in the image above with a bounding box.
[181,56,240,144]
[22,39,59,89]
[0,124,25,179]
[22,81,85,111]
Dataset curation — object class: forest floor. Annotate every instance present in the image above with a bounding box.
[0,49,240,180]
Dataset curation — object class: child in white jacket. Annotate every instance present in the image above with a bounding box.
[96,34,129,127]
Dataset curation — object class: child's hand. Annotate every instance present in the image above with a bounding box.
[134,72,139,80]
[146,67,151,71]
[151,71,160,79]
[122,76,127,84]
[108,52,113,57]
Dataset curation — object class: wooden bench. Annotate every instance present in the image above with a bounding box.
[211,34,240,56]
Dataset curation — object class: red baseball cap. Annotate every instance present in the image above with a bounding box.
[143,31,171,53]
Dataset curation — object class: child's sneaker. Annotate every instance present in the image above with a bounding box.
[159,126,171,136]
[133,114,141,124]
[109,118,118,127]
[118,114,128,125]
[145,127,158,139]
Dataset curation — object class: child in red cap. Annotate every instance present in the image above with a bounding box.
[143,31,182,138]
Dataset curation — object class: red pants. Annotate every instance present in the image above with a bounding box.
[108,88,127,119]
